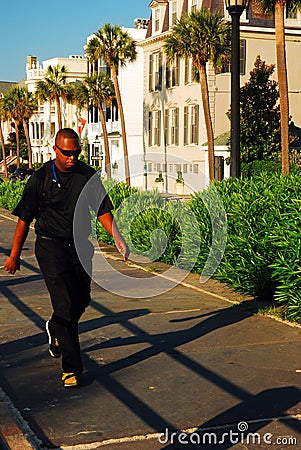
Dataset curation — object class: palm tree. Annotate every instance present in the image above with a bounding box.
[84,73,115,178]
[2,87,38,169]
[67,73,115,177]
[164,9,231,181]
[86,24,137,185]
[255,0,301,175]
[18,87,38,169]
[2,87,22,168]
[0,98,8,178]
[35,65,68,130]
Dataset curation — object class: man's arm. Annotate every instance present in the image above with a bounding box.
[97,211,129,261]
[4,218,30,274]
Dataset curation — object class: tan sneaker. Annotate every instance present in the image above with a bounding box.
[62,372,78,387]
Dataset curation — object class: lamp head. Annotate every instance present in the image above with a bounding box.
[225,0,249,14]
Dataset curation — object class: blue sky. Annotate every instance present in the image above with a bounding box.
[1,0,151,82]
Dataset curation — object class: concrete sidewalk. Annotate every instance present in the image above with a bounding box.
[1,207,301,449]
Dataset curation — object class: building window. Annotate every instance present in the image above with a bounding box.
[220,39,246,75]
[99,57,110,76]
[171,1,177,24]
[166,56,180,88]
[165,107,179,146]
[190,0,197,12]
[105,98,118,122]
[286,5,297,18]
[154,8,160,32]
[149,52,163,92]
[149,110,161,146]
[285,5,301,22]
[184,105,199,145]
[184,58,194,84]
[89,105,99,124]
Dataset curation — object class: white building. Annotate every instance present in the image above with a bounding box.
[86,24,148,187]
[141,0,301,193]
[25,55,87,164]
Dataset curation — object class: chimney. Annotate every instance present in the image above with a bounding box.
[27,55,37,69]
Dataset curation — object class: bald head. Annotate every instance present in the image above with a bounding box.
[55,128,80,148]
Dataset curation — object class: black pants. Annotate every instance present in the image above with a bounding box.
[35,236,91,374]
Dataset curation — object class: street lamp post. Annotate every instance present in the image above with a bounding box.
[92,135,103,174]
[225,0,248,178]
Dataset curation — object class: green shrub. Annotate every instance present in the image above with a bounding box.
[212,171,301,316]
[0,180,25,210]
[96,179,139,245]
[241,159,281,178]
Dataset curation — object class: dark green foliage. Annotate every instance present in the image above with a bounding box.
[7,125,28,160]
[96,179,138,245]
[0,180,25,210]
[212,171,301,322]
[228,56,281,163]
[241,159,282,178]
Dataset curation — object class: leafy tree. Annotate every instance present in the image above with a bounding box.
[164,8,231,181]
[255,0,301,175]
[35,65,68,130]
[86,24,137,185]
[229,55,281,163]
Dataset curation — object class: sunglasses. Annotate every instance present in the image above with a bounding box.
[55,144,81,157]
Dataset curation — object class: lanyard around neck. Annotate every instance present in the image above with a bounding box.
[51,159,61,188]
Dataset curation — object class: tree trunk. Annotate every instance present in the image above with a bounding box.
[15,123,20,168]
[111,68,130,185]
[98,106,112,178]
[0,122,8,178]
[275,2,290,175]
[55,95,63,130]
[198,64,215,182]
[23,119,33,169]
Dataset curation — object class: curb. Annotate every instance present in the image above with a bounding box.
[0,390,39,450]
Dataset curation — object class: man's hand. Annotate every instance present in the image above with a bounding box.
[98,211,130,262]
[3,218,29,275]
[114,236,130,262]
[4,256,20,274]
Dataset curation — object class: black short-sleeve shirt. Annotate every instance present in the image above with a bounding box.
[13,160,113,242]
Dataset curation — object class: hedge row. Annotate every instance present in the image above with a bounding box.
[101,173,301,323]
[1,169,300,323]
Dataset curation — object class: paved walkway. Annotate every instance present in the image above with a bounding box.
[0,207,301,449]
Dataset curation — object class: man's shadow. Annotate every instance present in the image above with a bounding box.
[82,304,252,380]
[161,386,301,449]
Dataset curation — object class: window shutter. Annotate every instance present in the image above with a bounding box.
[194,105,199,145]
[184,59,189,84]
[184,106,188,145]
[240,40,246,75]
[175,56,180,86]
[175,108,179,146]
[166,64,170,89]
[149,54,153,92]
[158,110,161,146]
[165,109,169,146]
[158,52,163,91]
[148,111,152,147]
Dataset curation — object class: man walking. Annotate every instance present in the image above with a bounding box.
[4,128,128,387]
